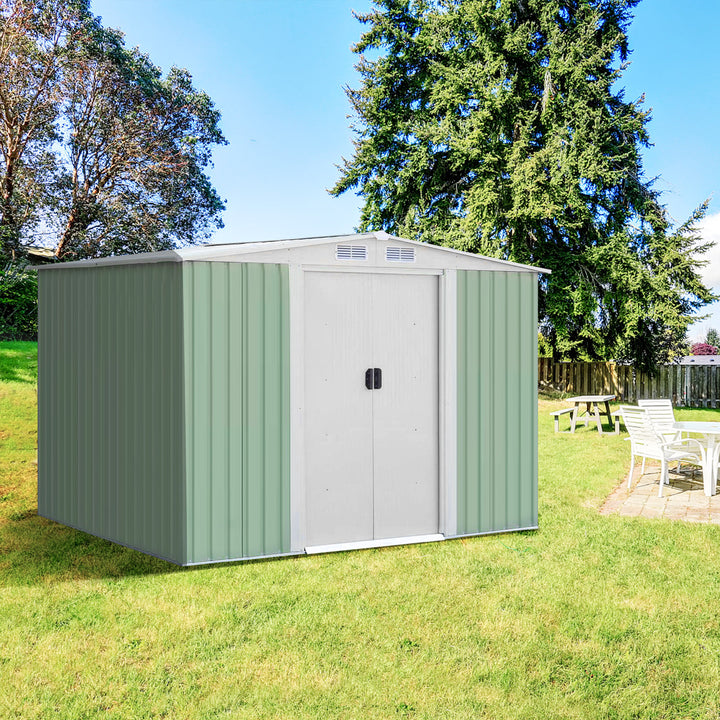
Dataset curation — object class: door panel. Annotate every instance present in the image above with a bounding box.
[304,270,439,547]
[371,274,439,539]
[304,272,374,546]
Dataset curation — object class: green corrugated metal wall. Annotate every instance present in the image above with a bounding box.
[456,270,538,535]
[39,257,534,565]
[182,262,291,564]
[38,263,186,563]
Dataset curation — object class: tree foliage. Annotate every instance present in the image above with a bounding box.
[0,0,226,260]
[332,0,715,372]
[706,328,720,349]
[691,342,717,357]
[0,262,37,339]
[0,0,73,258]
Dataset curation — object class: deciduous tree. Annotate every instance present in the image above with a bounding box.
[0,0,226,260]
[332,0,714,372]
[0,0,83,258]
[54,25,226,258]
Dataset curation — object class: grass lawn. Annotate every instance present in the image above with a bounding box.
[2,341,720,719]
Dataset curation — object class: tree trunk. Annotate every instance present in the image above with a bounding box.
[55,209,80,259]
[0,169,20,260]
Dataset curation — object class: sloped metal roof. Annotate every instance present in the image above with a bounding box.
[38,231,551,273]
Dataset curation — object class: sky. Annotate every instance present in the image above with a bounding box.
[90,0,720,339]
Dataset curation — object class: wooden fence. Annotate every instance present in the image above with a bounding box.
[538,359,720,407]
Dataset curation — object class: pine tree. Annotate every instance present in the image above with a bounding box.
[332,0,714,372]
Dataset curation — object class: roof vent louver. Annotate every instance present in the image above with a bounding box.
[386,246,415,263]
[336,244,368,260]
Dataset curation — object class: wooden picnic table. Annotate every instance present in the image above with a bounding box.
[566,395,615,435]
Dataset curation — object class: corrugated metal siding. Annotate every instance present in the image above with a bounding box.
[182,262,290,563]
[457,270,538,535]
[37,263,186,563]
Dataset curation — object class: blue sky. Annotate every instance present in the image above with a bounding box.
[90,0,720,337]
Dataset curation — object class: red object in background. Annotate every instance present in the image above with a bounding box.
[691,342,718,355]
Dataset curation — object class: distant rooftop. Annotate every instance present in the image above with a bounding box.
[24,246,56,264]
[679,356,720,365]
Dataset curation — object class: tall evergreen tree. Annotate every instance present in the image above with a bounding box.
[332,0,714,371]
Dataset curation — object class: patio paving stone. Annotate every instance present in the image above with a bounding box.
[600,461,720,524]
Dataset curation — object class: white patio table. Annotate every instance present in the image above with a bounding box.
[672,421,720,496]
[566,395,615,434]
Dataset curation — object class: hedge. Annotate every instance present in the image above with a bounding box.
[0,263,38,341]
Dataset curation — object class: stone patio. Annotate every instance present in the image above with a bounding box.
[600,461,720,524]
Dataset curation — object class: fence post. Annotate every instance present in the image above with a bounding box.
[611,362,618,399]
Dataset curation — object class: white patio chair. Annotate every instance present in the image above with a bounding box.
[638,398,680,442]
[620,406,703,497]
[638,398,683,473]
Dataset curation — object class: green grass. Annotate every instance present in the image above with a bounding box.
[2,341,720,718]
[0,340,38,385]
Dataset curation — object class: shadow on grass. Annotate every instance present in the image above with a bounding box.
[0,360,37,384]
[1,511,180,586]
[0,342,38,385]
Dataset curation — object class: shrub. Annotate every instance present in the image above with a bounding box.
[690,342,718,356]
[0,263,38,340]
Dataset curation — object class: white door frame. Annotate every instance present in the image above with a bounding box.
[289,264,457,553]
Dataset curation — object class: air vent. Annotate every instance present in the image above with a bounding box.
[336,244,368,260]
[386,246,415,263]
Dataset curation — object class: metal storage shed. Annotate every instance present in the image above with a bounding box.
[38,232,547,565]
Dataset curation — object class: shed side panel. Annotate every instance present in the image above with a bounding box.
[183,262,290,563]
[457,270,538,535]
[37,263,186,563]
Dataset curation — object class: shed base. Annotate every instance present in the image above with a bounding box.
[449,525,539,539]
[305,533,445,555]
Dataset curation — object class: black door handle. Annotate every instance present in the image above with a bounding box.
[365,368,383,389]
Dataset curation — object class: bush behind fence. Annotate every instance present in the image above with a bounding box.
[538,359,720,407]
[0,263,38,341]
